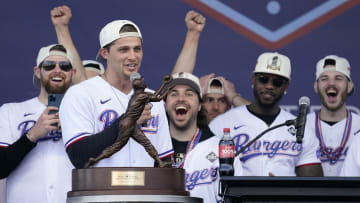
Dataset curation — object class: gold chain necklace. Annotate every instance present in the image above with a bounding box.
[102,74,127,111]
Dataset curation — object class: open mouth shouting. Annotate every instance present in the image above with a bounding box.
[326,88,338,103]
[175,105,189,120]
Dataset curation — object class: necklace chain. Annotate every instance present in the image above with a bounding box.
[102,74,127,111]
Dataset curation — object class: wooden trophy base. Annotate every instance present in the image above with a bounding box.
[67,167,202,203]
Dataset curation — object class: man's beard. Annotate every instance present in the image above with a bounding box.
[41,73,71,94]
[317,85,347,112]
[253,88,283,109]
[167,111,198,132]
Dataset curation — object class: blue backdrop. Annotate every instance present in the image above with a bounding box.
[1,0,359,115]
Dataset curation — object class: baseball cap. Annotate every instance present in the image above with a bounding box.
[166,72,202,98]
[33,44,74,89]
[204,78,224,95]
[253,52,291,80]
[96,20,142,62]
[83,60,105,75]
[316,55,351,81]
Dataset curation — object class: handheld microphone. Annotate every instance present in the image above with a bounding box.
[130,72,141,83]
[295,96,310,144]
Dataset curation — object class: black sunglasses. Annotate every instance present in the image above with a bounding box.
[41,60,72,72]
[256,74,286,88]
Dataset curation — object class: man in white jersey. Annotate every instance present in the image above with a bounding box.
[210,52,323,176]
[0,44,76,203]
[340,134,360,176]
[164,72,242,203]
[59,19,173,168]
[304,55,359,176]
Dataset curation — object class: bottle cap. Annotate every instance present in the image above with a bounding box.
[223,128,230,132]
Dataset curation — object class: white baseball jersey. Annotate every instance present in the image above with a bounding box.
[0,97,73,203]
[305,111,360,176]
[60,76,173,167]
[340,133,360,176]
[183,135,242,203]
[209,105,320,176]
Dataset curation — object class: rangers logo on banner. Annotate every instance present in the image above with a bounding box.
[184,0,359,49]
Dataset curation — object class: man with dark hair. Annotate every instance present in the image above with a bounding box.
[164,72,242,202]
[210,52,323,177]
[0,44,76,203]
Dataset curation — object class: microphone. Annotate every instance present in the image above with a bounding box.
[295,96,310,144]
[130,72,141,83]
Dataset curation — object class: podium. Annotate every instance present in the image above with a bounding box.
[67,167,202,203]
[219,176,360,203]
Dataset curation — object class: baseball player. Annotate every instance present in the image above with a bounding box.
[59,19,173,168]
[0,44,76,203]
[340,134,360,176]
[200,74,250,122]
[164,72,242,203]
[210,52,323,176]
[305,55,359,176]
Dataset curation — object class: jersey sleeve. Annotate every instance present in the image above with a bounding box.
[340,136,360,176]
[209,116,225,139]
[296,126,321,167]
[59,85,95,150]
[0,104,14,147]
[145,101,173,159]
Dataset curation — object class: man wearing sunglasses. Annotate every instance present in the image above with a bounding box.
[209,52,323,176]
[0,44,76,203]
[304,55,359,176]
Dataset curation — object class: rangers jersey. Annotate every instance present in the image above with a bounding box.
[183,135,242,203]
[59,76,173,167]
[0,97,73,203]
[306,111,360,176]
[209,105,320,176]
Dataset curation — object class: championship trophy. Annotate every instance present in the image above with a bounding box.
[67,74,202,203]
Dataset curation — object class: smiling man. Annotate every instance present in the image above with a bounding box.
[59,20,173,168]
[210,52,323,177]
[304,55,360,176]
[0,44,76,203]
[164,72,242,202]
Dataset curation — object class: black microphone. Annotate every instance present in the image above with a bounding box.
[295,96,310,144]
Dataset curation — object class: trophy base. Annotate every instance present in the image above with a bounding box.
[67,167,202,203]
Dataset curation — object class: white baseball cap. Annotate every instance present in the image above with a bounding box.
[96,20,142,62]
[83,60,105,74]
[316,55,351,81]
[205,78,225,95]
[253,52,291,80]
[33,44,73,89]
[167,72,202,98]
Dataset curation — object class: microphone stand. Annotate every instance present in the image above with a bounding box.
[220,120,297,202]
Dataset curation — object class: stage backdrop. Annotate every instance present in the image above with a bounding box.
[0,0,359,115]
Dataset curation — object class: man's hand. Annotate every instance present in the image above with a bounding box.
[185,10,206,34]
[51,5,72,27]
[26,106,60,142]
[216,76,237,102]
[137,104,152,125]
